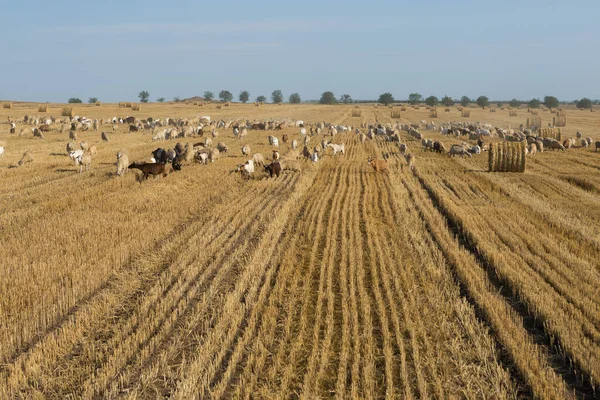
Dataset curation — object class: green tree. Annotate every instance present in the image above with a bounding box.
[219,90,233,102]
[496,102,502,108]
[203,91,214,101]
[509,98,521,108]
[339,94,352,104]
[476,96,489,108]
[528,98,541,108]
[408,93,422,105]
[239,90,250,103]
[289,93,302,104]
[576,97,592,109]
[460,96,471,107]
[441,95,454,106]
[88,97,98,104]
[256,95,267,103]
[68,97,82,103]
[271,90,283,104]
[319,91,337,104]
[425,95,439,107]
[138,90,150,103]
[378,92,394,105]
[543,95,559,110]
[156,97,165,103]
[173,96,181,102]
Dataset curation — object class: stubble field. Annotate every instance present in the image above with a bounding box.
[0,102,599,399]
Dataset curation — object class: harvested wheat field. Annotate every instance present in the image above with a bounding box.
[0,102,599,399]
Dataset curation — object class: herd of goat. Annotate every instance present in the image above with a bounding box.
[2,113,599,179]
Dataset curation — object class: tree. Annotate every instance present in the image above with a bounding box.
[173,96,181,102]
[509,98,521,108]
[441,95,454,107]
[319,91,337,105]
[378,92,394,105]
[576,97,592,109]
[88,97,98,104]
[460,96,471,107]
[476,96,489,108]
[68,97,82,103]
[339,94,352,104]
[528,98,541,109]
[138,90,150,103]
[408,93,422,105]
[203,91,214,101]
[543,95,559,110]
[271,90,283,104]
[496,102,502,108]
[219,90,233,102]
[289,93,301,104]
[256,95,267,103]
[239,90,250,103]
[156,97,165,103]
[425,95,439,107]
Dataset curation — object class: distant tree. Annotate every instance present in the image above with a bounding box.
[256,95,267,103]
[319,91,337,105]
[408,93,422,105]
[239,90,250,103]
[219,90,233,102]
[271,90,283,104]
[378,92,394,105]
[289,93,302,104]
[460,96,471,107]
[576,97,592,109]
[543,95,559,110]
[138,90,150,103]
[528,98,541,109]
[68,97,82,104]
[156,97,165,103]
[339,94,353,104]
[496,102,502,108]
[441,95,454,107]
[173,96,181,102]
[88,97,98,104]
[509,98,521,108]
[425,95,439,107]
[476,96,489,108]
[203,91,214,101]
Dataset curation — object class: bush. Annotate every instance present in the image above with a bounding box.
[289,93,301,104]
[378,92,394,106]
[88,97,98,104]
[476,96,489,109]
[528,98,541,109]
[441,95,454,106]
[203,91,214,101]
[68,98,82,104]
[239,91,250,103]
[460,96,471,107]
[408,93,422,105]
[271,90,283,104]
[319,91,337,105]
[425,96,439,107]
[219,90,233,102]
[576,97,592,109]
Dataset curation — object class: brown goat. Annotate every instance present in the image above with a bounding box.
[129,162,168,180]
[367,157,389,173]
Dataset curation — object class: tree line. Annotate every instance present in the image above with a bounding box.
[65,91,598,109]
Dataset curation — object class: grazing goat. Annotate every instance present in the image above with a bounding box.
[101,131,110,142]
[236,159,255,179]
[129,162,169,180]
[367,157,389,173]
[116,150,129,176]
[242,144,250,156]
[252,153,265,166]
[265,161,282,178]
[328,143,345,156]
[449,145,472,158]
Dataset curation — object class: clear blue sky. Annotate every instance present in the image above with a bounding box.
[1,0,598,103]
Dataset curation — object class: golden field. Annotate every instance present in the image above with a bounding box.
[0,101,599,398]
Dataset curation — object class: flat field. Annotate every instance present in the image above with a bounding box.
[0,102,599,398]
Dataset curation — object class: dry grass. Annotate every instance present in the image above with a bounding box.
[0,102,599,398]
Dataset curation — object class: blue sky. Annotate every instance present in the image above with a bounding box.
[1,0,598,102]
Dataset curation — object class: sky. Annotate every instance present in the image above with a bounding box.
[1,0,598,103]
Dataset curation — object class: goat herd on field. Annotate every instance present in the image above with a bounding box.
[2,113,599,180]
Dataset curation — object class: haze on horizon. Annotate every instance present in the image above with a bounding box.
[1,0,598,103]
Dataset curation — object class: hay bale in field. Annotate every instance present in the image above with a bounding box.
[490,107,496,112]
[400,107,406,111]
[526,116,542,130]
[254,102,260,107]
[390,110,401,119]
[457,106,463,111]
[352,108,362,117]
[38,105,48,112]
[531,110,539,115]
[429,109,438,118]
[553,116,567,127]
[444,107,450,112]
[461,110,471,118]
[489,142,526,172]
[224,102,231,107]
[501,107,505,110]
[509,111,518,117]
[3,102,12,109]
[216,105,222,109]
[538,127,561,141]
[95,101,101,106]
[61,107,74,118]
[131,103,141,111]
